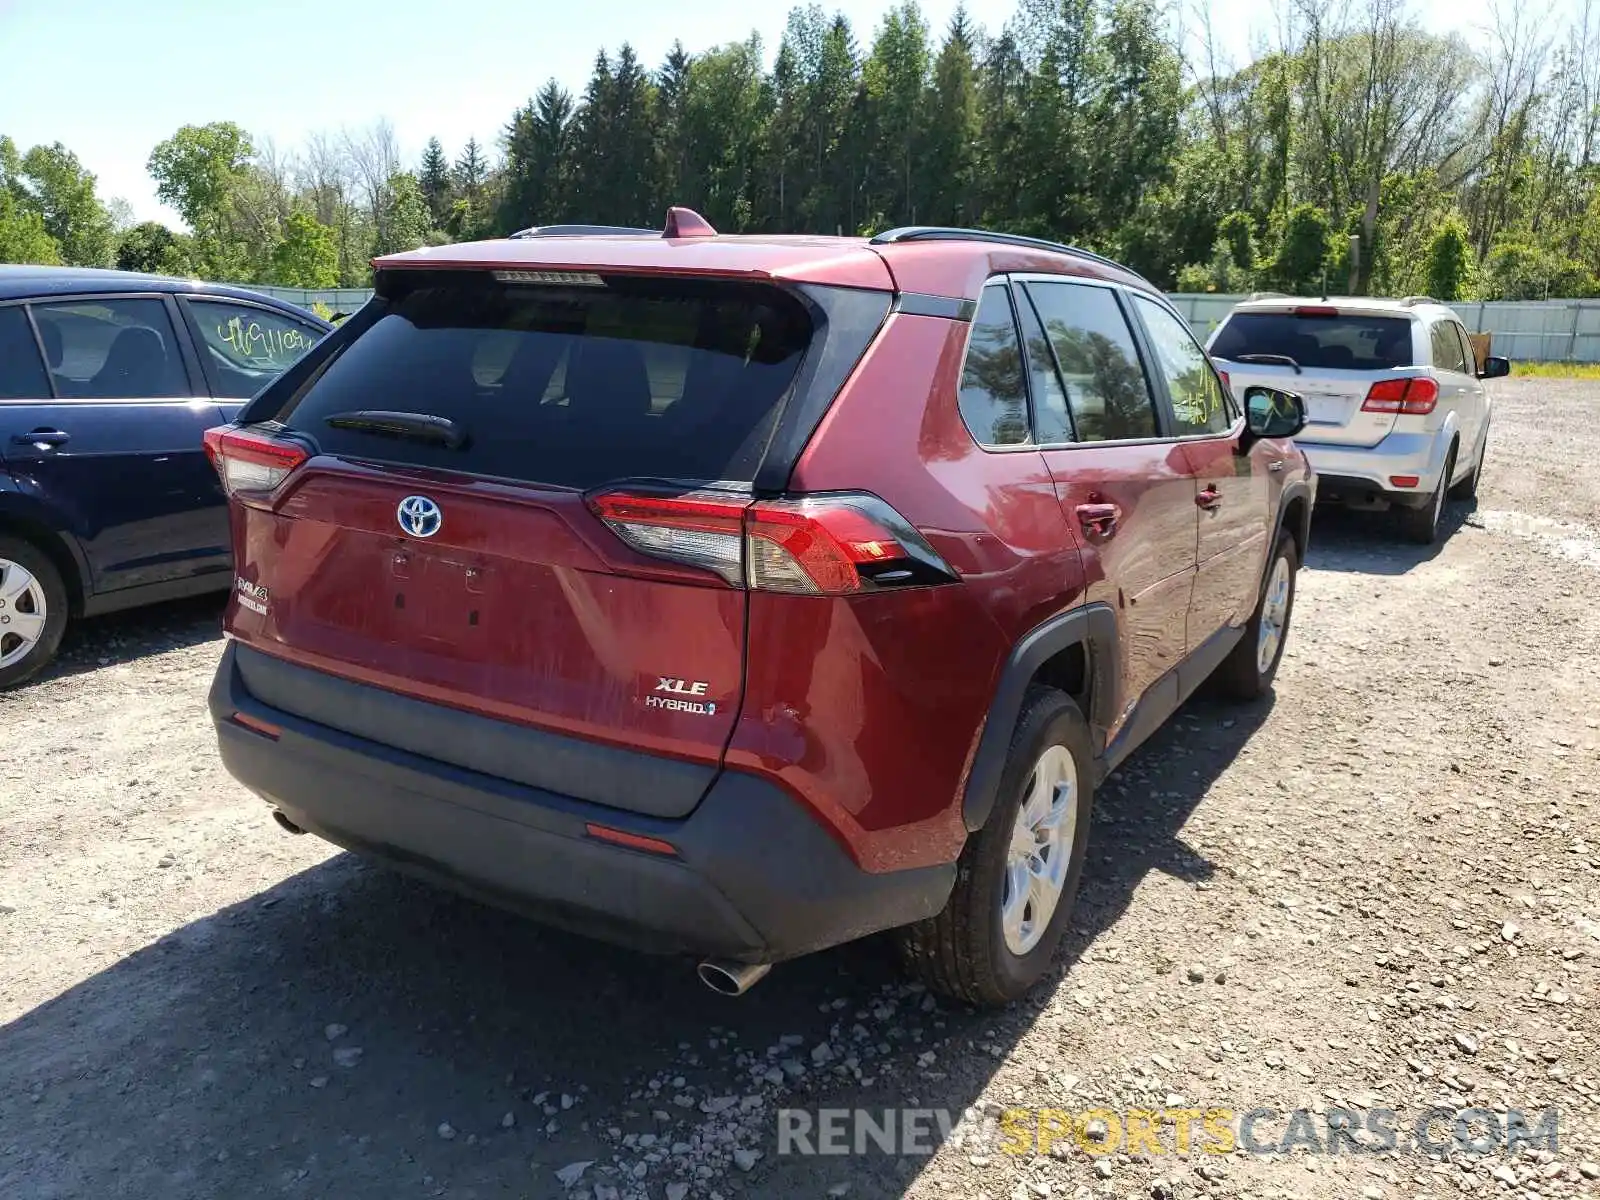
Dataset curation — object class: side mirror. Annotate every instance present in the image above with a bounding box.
[1245,386,1307,440]
[1478,355,1510,380]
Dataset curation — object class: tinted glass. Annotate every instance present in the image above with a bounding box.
[188,299,324,398]
[0,307,49,399]
[278,276,811,489]
[1432,321,1470,373]
[31,298,189,399]
[1210,311,1414,370]
[1133,295,1232,435]
[957,287,1030,446]
[1023,282,1157,442]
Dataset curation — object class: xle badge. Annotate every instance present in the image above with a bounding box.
[235,576,270,615]
[647,677,717,716]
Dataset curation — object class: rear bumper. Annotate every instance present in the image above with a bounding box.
[209,643,954,962]
[1301,431,1447,505]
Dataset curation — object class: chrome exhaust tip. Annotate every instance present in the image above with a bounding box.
[696,960,771,996]
[271,809,306,835]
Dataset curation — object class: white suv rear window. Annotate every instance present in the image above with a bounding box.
[1211,312,1413,371]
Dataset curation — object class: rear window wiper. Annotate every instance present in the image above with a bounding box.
[1231,353,1302,374]
[322,410,469,449]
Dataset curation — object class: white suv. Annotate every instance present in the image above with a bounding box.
[1206,296,1510,543]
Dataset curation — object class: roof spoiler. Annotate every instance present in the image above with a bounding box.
[508,207,719,241]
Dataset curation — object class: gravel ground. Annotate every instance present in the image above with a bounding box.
[1,376,1596,1200]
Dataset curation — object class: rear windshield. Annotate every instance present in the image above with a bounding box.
[1210,312,1414,370]
[274,274,812,490]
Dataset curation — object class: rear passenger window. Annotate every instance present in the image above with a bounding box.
[31,298,189,399]
[1132,295,1232,436]
[1023,282,1158,442]
[0,307,49,399]
[1431,322,1469,374]
[957,286,1030,447]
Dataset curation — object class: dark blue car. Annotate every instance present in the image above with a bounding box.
[0,266,332,687]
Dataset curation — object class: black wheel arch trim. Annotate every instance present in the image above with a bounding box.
[961,602,1119,832]
[1270,480,1314,580]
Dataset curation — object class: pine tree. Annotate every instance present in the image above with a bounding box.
[419,137,451,225]
[500,81,574,230]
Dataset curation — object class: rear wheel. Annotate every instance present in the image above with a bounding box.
[1396,444,1456,545]
[898,686,1093,1008]
[0,536,68,691]
[1214,532,1297,701]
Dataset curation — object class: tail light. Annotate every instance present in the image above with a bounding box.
[588,489,958,595]
[1361,377,1439,415]
[204,427,309,498]
[1217,370,1231,393]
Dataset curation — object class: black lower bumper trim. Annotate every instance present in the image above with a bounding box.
[210,643,955,962]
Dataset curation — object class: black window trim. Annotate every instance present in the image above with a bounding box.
[1452,320,1479,376]
[0,291,207,403]
[177,292,329,400]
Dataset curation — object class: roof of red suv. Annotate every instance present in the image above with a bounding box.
[372,213,1154,304]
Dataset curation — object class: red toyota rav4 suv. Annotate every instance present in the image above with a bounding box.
[207,211,1313,1007]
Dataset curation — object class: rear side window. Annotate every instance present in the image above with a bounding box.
[1430,321,1469,374]
[275,275,812,490]
[0,307,48,399]
[957,286,1030,447]
[1023,281,1158,442]
[31,298,189,399]
[1211,312,1414,370]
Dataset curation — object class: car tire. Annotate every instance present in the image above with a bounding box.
[1396,443,1456,545]
[1449,424,1486,502]
[897,686,1093,1008]
[0,535,69,691]
[1214,532,1298,702]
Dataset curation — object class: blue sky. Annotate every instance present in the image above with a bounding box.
[0,0,1536,227]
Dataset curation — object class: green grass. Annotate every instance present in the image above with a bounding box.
[1510,361,1600,379]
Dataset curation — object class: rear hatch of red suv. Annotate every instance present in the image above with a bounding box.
[211,261,889,820]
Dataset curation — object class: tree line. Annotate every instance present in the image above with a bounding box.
[4,0,1600,301]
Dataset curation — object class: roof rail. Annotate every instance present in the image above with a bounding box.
[869,226,1152,285]
[1400,295,1439,307]
[1247,291,1289,301]
[507,224,659,240]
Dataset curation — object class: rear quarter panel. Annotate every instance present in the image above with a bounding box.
[727,313,1084,872]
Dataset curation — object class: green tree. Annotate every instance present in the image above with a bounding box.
[0,189,61,264]
[146,122,254,277]
[1424,212,1475,300]
[375,173,433,256]
[16,142,115,266]
[116,221,191,274]
[1217,210,1257,273]
[500,81,574,231]
[919,9,980,226]
[419,137,451,224]
[861,2,931,225]
[1271,203,1333,292]
[269,211,339,285]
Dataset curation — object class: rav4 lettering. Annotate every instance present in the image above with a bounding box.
[234,576,270,615]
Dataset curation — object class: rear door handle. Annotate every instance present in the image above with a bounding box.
[1267,460,1285,473]
[1075,501,1121,540]
[1197,486,1223,510]
[11,428,70,448]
